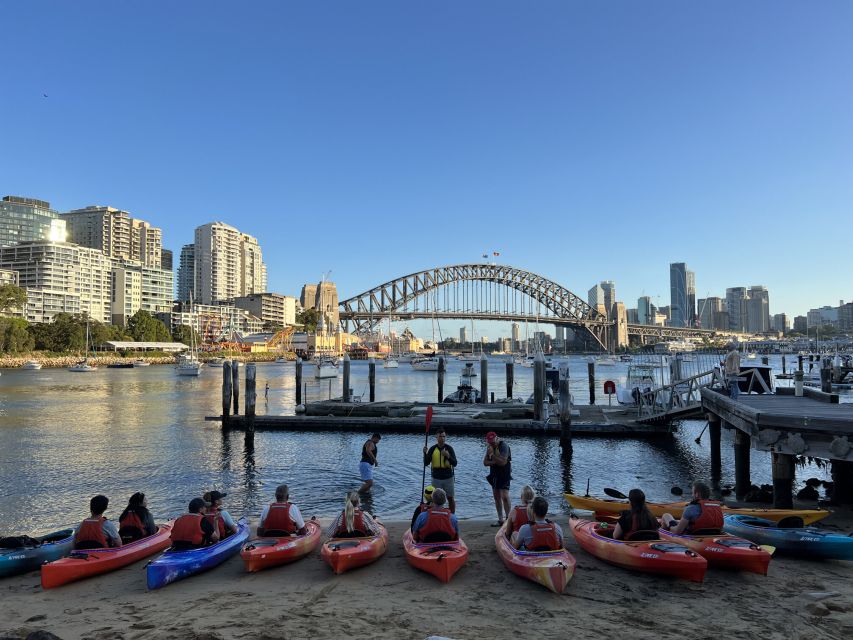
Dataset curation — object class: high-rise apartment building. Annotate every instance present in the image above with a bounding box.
[772,313,790,333]
[669,263,690,328]
[62,206,162,268]
[460,326,468,344]
[686,270,696,327]
[232,293,297,328]
[0,196,66,248]
[177,244,195,302]
[511,322,520,351]
[161,249,173,271]
[793,316,807,333]
[726,287,748,332]
[193,222,267,305]
[746,286,770,333]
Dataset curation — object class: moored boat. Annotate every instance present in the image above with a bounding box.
[41,523,174,588]
[565,493,829,525]
[402,529,468,583]
[569,516,707,582]
[0,529,74,578]
[658,526,772,574]
[146,518,249,589]
[723,514,853,560]
[494,523,575,593]
[321,524,388,574]
[240,521,322,572]
[21,360,42,370]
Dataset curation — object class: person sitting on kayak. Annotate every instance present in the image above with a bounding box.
[410,485,434,532]
[258,484,306,536]
[613,489,660,541]
[171,498,218,550]
[74,495,122,550]
[505,485,535,538]
[412,488,459,543]
[512,497,563,551]
[327,491,383,538]
[661,482,724,535]
[118,492,157,543]
[203,490,238,540]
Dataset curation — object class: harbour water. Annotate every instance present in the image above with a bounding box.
[1,355,847,534]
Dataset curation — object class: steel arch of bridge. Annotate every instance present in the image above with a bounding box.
[339,263,609,348]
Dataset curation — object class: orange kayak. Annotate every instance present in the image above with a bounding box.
[321,524,388,574]
[41,523,173,589]
[402,530,468,583]
[570,516,707,582]
[494,523,575,594]
[658,527,772,575]
[241,521,322,572]
[565,493,829,525]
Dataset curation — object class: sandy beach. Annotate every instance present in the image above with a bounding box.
[2,514,852,640]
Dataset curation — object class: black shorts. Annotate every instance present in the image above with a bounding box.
[487,473,511,491]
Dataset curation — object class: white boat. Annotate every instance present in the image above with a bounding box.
[411,356,440,371]
[132,359,150,367]
[383,357,399,369]
[69,320,98,372]
[275,356,289,363]
[22,360,42,370]
[460,363,477,378]
[383,306,399,368]
[315,356,339,379]
[594,356,618,366]
[206,357,226,367]
[456,354,480,362]
[397,352,419,363]
[616,363,659,405]
[177,294,203,376]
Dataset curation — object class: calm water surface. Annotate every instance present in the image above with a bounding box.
[0,355,847,534]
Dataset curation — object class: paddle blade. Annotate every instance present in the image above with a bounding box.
[603,488,628,500]
[760,545,776,555]
[425,405,434,432]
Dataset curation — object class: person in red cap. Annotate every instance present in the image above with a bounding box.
[483,431,512,526]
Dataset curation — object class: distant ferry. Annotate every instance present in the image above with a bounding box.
[653,340,696,354]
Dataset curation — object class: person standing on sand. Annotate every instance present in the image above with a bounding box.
[483,431,512,526]
[423,428,458,513]
[359,433,381,493]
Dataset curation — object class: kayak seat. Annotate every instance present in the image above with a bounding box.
[626,530,660,542]
[1,535,42,548]
[258,529,295,537]
[74,540,107,550]
[690,528,723,536]
[170,541,205,551]
[335,529,368,539]
[420,531,456,543]
[776,516,805,529]
[119,525,144,544]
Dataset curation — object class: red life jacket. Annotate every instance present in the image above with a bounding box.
[171,513,205,546]
[526,521,561,551]
[262,502,295,534]
[688,500,724,533]
[416,507,457,542]
[511,505,530,533]
[204,509,228,539]
[335,509,366,536]
[75,516,108,548]
[119,511,145,533]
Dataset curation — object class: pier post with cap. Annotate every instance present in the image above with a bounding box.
[231,360,240,415]
[222,361,232,425]
[480,353,488,403]
[368,358,376,402]
[505,361,514,399]
[437,356,445,403]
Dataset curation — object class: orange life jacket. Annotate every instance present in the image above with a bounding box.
[526,521,561,551]
[688,500,724,533]
[416,507,457,542]
[262,502,296,534]
[119,511,145,534]
[75,516,108,548]
[204,509,228,539]
[171,513,205,546]
[511,505,530,533]
[335,509,366,536]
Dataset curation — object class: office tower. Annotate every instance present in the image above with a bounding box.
[686,270,696,327]
[588,283,604,309]
[232,293,297,328]
[0,196,66,247]
[772,313,789,333]
[511,322,520,351]
[626,308,639,323]
[726,287,748,332]
[669,263,689,328]
[177,244,195,302]
[193,222,267,305]
[746,286,770,333]
[837,304,853,331]
[637,296,653,325]
[460,326,468,344]
[161,249,173,271]
[600,281,616,317]
[698,296,726,330]
[62,205,163,268]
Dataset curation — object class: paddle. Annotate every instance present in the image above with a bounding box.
[695,421,709,445]
[420,406,434,501]
[603,488,628,500]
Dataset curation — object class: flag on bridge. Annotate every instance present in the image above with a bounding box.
[493,251,500,256]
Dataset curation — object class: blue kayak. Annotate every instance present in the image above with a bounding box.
[0,529,75,578]
[146,518,249,589]
[724,515,853,560]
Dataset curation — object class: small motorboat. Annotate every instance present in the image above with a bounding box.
[21,360,42,370]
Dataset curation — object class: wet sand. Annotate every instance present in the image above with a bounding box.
[2,515,852,640]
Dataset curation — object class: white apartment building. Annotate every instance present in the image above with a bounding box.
[232,293,297,328]
[0,241,112,323]
[193,222,267,305]
[62,206,163,268]
[111,261,175,325]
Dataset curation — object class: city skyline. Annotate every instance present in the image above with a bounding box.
[2,2,851,324]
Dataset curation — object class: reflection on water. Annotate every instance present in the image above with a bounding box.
[0,356,846,534]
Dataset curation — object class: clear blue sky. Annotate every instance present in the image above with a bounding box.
[2,1,851,337]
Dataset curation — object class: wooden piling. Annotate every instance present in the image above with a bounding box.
[771,452,794,509]
[782,355,786,375]
[733,428,751,500]
[295,358,303,406]
[587,361,595,405]
[505,361,514,399]
[559,364,572,452]
[794,370,804,396]
[533,352,545,421]
[480,353,488,404]
[231,360,240,415]
[708,413,721,486]
[798,355,803,372]
[437,356,445,403]
[830,460,853,506]
[342,354,351,402]
[222,361,232,425]
[820,366,832,393]
[245,363,256,433]
[761,356,769,366]
[368,358,376,402]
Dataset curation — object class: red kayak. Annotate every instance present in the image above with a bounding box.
[321,524,388,574]
[41,523,173,589]
[241,521,322,572]
[402,530,468,583]
[570,516,707,582]
[658,527,772,575]
[494,523,575,594]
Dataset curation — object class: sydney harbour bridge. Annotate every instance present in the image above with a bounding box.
[338,263,718,350]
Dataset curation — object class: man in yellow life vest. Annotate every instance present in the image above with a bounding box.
[423,428,458,513]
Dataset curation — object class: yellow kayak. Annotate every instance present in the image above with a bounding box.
[565,493,830,525]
